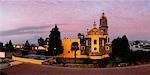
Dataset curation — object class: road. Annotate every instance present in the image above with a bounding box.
[1,63,150,75]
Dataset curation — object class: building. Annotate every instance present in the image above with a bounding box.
[13,44,24,50]
[11,12,111,64]
[60,12,111,60]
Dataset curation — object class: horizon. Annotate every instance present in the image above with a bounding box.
[0,0,150,44]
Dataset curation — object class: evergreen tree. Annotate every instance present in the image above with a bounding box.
[5,40,14,52]
[111,35,130,62]
[38,37,44,46]
[9,40,13,46]
[122,35,130,60]
[48,25,63,56]
[24,40,31,50]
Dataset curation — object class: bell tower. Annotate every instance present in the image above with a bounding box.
[99,12,108,35]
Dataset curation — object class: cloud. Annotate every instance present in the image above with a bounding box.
[0,23,67,36]
[0,0,149,43]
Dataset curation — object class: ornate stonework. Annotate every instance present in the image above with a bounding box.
[99,12,108,35]
[87,12,108,35]
[87,21,100,35]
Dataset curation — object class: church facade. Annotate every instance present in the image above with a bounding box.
[60,12,112,60]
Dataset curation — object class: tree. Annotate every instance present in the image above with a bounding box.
[122,35,130,61]
[9,40,13,46]
[130,50,146,62]
[77,33,84,46]
[48,25,63,56]
[111,35,130,63]
[71,42,79,64]
[77,33,82,38]
[38,37,44,46]
[5,40,14,52]
[134,40,140,45]
[24,40,31,50]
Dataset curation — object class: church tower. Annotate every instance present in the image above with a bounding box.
[99,12,108,35]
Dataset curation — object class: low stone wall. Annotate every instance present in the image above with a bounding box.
[12,56,44,64]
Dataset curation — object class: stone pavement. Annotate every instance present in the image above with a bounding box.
[1,63,150,75]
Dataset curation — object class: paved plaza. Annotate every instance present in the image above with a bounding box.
[1,63,150,75]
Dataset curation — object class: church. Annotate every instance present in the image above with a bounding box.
[60,12,112,60]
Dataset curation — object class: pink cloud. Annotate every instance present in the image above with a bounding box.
[0,0,149,43]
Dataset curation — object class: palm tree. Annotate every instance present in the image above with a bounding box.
[71,42,79,64]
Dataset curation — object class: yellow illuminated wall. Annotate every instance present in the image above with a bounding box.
[60,38,88,59]
[85,35,107,53]
[60,34,111,60]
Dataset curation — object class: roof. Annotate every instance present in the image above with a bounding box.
[87,27,100,35]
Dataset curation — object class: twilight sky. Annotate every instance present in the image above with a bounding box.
[0,0,150,44]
